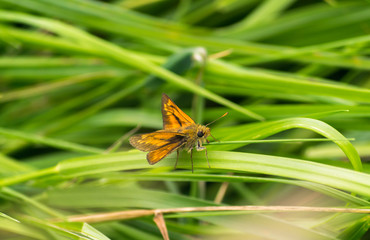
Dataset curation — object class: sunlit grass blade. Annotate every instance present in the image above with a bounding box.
[0,218,46,239]
[23,216,109,240]
[207,60,370,103]
[0,127,104,154]
[3,149,368,197]
[0,212,19,223]
[102,172,370,206]
[0,71,117,102]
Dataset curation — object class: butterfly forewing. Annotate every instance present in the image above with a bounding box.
[162,94,194,129]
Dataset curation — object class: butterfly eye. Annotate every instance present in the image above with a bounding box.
[197,131,204,137]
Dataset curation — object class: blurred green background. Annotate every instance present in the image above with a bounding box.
[0,0,369,239]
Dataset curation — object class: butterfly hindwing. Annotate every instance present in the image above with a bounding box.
[129,131,186,152]
[162,93,194,129]
[147,140,185,164]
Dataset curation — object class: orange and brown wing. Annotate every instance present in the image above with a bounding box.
[129,131,186,165]
[129,131,185,152]
[147,141,184,164]
[162,93,194,129]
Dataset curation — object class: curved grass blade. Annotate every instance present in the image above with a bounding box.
[53,150,370,198]
[210,117,362,171]
[0,148,367,198]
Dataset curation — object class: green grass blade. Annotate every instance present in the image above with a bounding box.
[211,117,362,171]
[0,127,104,154]
[53,150,370,197]
[103,172,370,206]
[0,10,264,121]
[208,60,370,103]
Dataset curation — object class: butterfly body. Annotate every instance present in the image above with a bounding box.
[130,93,225,172]
[171,123,210,153]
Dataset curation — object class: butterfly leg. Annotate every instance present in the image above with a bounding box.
[205,148,210,168]
[210,133,220,142]
[196,140,209,168]
[174,149,179,170]
[190,148,194,173]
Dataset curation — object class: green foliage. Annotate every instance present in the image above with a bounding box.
[0,0,369,239]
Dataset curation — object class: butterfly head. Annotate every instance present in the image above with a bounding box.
[196,125,210,140]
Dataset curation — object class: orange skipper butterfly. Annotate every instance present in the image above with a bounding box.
[129,93,227,172]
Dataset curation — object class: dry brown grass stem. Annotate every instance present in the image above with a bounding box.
[66,205,370,223]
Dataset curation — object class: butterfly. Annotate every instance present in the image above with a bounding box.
[129,93,227,173]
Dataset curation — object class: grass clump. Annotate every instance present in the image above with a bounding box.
[0,0,369,239]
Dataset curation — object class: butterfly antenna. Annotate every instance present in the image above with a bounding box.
[205,112,228,127]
